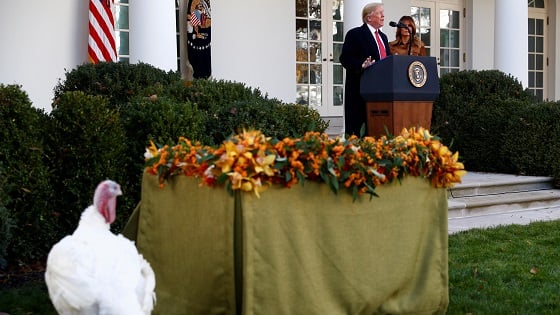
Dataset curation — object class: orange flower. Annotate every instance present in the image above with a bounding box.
[145,127,466,199]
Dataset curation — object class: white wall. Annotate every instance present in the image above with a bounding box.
[211,0,295,103]
[0,0,88,111]
[129,0,177,71]
[467,0,495,70]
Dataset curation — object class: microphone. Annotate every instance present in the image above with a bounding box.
[389,21,408,28]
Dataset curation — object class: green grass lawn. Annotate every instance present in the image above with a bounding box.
[0,280,56,315]
[2,220,560,314]
[448,219,560,314]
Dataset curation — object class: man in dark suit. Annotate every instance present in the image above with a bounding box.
[340,3,391,137]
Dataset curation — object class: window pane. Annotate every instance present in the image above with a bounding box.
[536,89,543,101]
[296,86,309,105]
[440,10,449,28]
[421,8,431,26]
[440,10,453,28]
[529,72,535,88]
[333,86,344,106]
[528,18,535,34]
[310,65,322,84]
[450,30,460,48]
[440,30,449,47]
[118,31,129,55]
[309,20,321,40]
[296,0,307,17]
[309,0,321,18]
[450,10,460,28]
[296,41,308,62]
[309,86,321,106]
[440,50,449,66]
[420,29,431,46]
[536,37,543,53]
[116,5,129,29]
[333,21,344,41]
[528,54,535,69]
[536,0,545,8]
[309,42,321,62]
[536,72,543,86]
[333,43,342,63]
[333,0,342,20]
[296,64,309,84]
[333,64,343,85]
[528,37,535,52]
[536,19,544,35]
[450,50,460,67]
[296,19,308,39]
[536,54,544,70]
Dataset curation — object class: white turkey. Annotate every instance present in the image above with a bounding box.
[45,180,156,315]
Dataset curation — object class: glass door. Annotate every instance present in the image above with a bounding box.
[411,0,465,75]
[528,1,547,101]
[295,0,344,117]
[438,5,462,74]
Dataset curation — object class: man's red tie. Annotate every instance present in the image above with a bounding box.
[375,30,387,59]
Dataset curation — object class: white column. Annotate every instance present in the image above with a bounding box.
[129,0,177,71]
[494,0,528,87]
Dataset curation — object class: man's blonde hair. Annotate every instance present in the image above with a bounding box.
[362,3,383,24]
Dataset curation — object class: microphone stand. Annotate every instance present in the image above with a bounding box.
[407,27,413,55]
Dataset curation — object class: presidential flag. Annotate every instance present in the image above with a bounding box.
[88,0,117,63]
[187,0,211,78]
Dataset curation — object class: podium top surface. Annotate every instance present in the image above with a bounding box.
[360,55,440,102]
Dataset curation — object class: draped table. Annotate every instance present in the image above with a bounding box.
[123,172,449,314]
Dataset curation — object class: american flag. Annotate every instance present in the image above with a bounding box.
[88,0,117,63]
[190,11,201,27]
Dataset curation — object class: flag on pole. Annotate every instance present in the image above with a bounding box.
[88,0,117,63]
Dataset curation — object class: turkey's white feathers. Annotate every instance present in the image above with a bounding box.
[45,182,155,315]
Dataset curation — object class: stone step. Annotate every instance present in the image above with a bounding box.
[448,189,560,218]
[448,205,560,234]
[447,172,560,221]
[448,173,555,198]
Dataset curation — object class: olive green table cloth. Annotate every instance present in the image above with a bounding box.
[123,173,449,314]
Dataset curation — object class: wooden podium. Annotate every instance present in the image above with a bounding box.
[360,55,440,137]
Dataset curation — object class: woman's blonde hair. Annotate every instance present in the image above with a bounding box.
[394,15,419,43]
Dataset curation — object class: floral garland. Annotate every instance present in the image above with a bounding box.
[144,128,466,200]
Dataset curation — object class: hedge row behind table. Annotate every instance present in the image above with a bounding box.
[123,173,449,314]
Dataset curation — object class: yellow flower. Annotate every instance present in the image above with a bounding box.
[255,154,276,176]
[144,140,159,159]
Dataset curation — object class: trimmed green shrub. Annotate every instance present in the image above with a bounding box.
[206,99,328,143]
[45,91,131,234]
[163,79,266,112]
[0,84,54,265]
[0,167,14,269]
[432,70,534,172]
[53,62,181,106]
[119,95,209,204]
[502,101,560,182]
[274,103,329,136]
[164,79,329,144]
[2,63,332,269]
